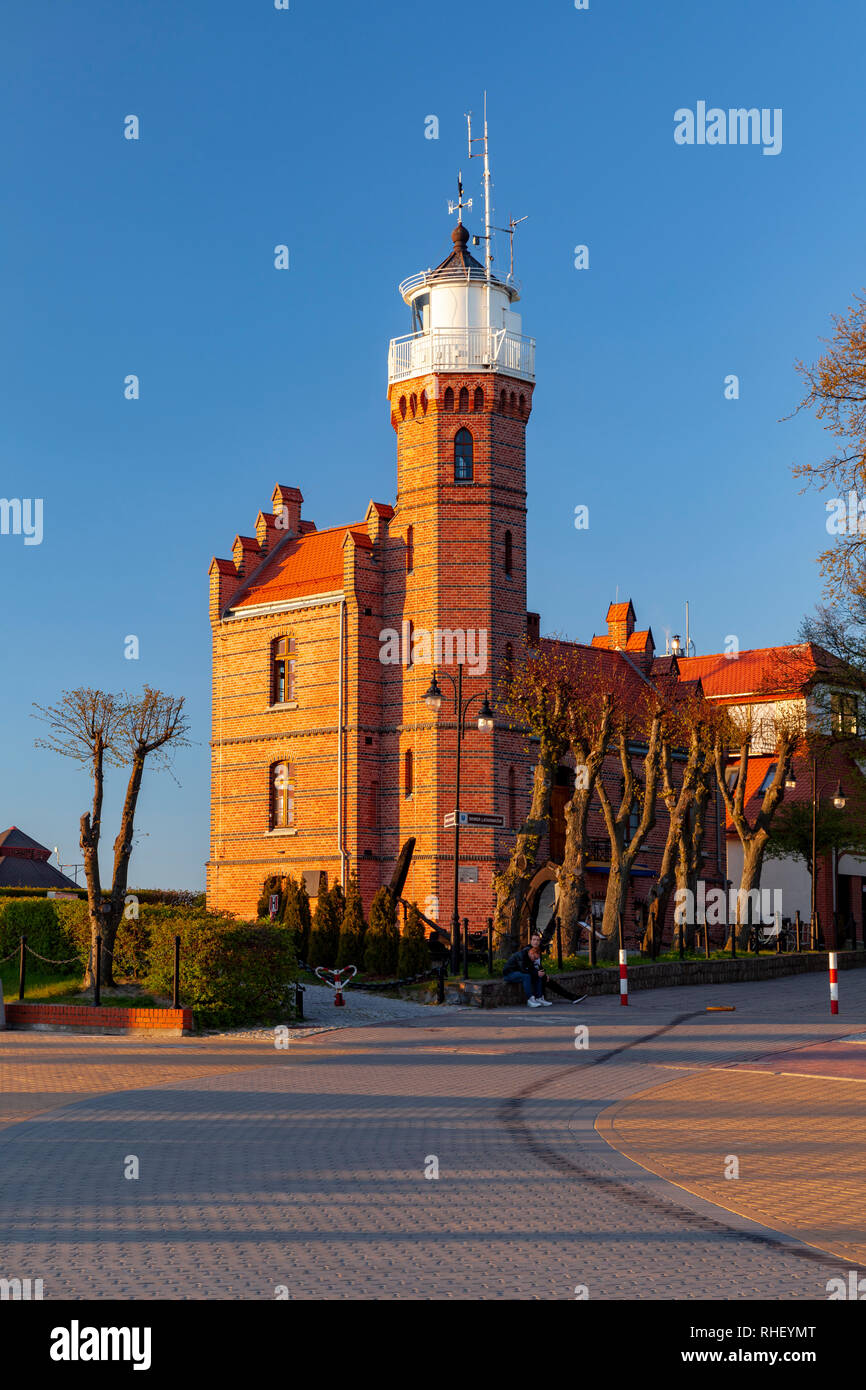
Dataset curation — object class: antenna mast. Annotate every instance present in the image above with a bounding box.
[467,92,493,329]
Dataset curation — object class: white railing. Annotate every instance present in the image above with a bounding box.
[387,328,535,384]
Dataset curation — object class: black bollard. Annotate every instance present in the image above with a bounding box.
[18,934,26,1001]
[589,918,596,967]
[94,936,102,1007]
[436,963,446,1004]
[172,935,181,1009]
[295,981,305,1020]
[795,910,801,952]
[487,918,493,977]
[462,917,469,980]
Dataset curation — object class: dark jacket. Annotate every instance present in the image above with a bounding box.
[503,947,540,977]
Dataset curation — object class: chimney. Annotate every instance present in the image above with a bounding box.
[271,484,303,537]
[607,600,635,650]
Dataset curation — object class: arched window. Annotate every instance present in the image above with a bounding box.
[473,386,484,412]
[504,529,513,576]
[459,386,469,413]
[444,386,454,412]
[420,389,428,415]
[399,396,407,420]
[271,635,297,704]
[406,524,414,574]
[404,747,414,797]
[454,428,474,482]
[508,765,517,829]
[519,394,526,416]
[409,393,417,418]
[500,389,507,413]
[270,761,296,829]
[510,391,516,410]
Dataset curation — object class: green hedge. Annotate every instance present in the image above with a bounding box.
[0,898,80,975]
[144,909,299,1029]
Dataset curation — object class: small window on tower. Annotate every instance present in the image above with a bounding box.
[454,429,474,483]
[404,747,414,797]
[459,387,469,413]
[406,525,414,574]
[444,387,455,413]
[474,386,484,412]
[519,394,526,415]
[272,636,297,704]
[409,394,417,418]
[399,396,407,420]
[420,389,428,415]
[504,530,513,576]
[510,392,516,411]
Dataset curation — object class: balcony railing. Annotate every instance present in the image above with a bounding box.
[387,327,536,385]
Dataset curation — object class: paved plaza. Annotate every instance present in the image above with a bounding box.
[1,972,864,1300]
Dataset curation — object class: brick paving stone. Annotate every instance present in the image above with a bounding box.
[0,969,863,1300]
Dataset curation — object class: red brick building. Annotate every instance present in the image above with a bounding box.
[207,218,727,934]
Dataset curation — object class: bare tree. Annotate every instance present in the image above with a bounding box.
[713,704,802,947]
[595,698,663,957]
[789,291,866,600]
[34,687,190,985]
[493,642,571,957]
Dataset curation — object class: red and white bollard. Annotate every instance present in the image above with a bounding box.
[619,949,628,1007]
[829,951,839,1015]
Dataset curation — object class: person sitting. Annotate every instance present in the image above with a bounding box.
[503,932,551,1008]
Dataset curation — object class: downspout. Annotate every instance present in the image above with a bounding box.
[338,597,347,888]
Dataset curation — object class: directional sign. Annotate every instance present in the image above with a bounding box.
[443,811,468,828]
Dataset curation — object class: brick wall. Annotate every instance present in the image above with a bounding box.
[5,1003,192,1032]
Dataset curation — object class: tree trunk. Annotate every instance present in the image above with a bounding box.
[493,748,558,956]
[600,857,627,960]
[557,791,592,953]
[732,838,767,949]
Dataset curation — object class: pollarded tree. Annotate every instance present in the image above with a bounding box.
[397,902,431,977]
[595,695,664,957]
[33,686,190,986]
[336,876,366,969]
[714,703,803,946]
[363,886,400,976]
[493,640,572,957]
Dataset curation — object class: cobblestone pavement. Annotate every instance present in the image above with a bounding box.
[0,970,863,1300]
[207,982,463,1039]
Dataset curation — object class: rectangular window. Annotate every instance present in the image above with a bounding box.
[271,762,296,829]
[272,637,297,704]
[831,691,858,737]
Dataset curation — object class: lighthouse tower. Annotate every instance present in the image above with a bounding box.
[379,178,536,928]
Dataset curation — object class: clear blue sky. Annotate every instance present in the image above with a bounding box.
[2,0,863,888]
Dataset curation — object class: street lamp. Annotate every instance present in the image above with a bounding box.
[833,781,847,810]
[423,665,495,972]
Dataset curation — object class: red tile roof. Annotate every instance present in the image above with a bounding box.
[678,645,827,700]
[231,523,368,609]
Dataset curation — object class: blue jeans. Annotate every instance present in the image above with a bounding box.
[504,969,542,1000]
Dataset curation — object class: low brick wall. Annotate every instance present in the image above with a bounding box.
[3,1002,193,1034]
[443,950,866,1009]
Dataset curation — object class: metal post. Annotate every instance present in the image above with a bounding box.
[462,916,469,979]
[94,936,102,1007]
[775,911,782,954]
[436,963,446,1004]
[451,663,464,975]
[730,902,736,959]
[555,916,563,971]
[295,981,305,1020]
[589,915,597,967]
[795,910,801,952]
[703,923,710,959]
[18,935,26,1001]
[172,935,181,1009]
[487,917,493,977]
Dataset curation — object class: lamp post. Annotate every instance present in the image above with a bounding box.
[423,664,495,973]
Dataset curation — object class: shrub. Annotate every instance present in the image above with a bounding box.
[336,877,366,969]
[397,902,431,977]
[363,887,399,977]
[145,910,298,1029]
[308,884,342,969]
[0,898,79,976]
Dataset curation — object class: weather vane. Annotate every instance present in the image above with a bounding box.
[448,170,473,224]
